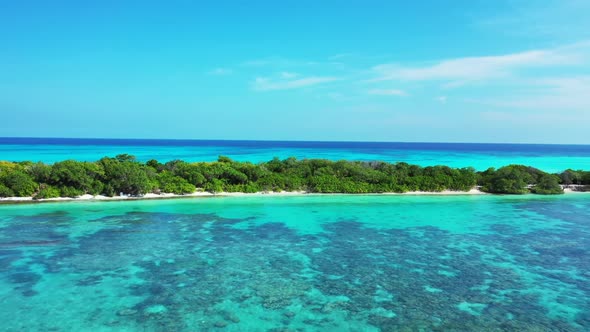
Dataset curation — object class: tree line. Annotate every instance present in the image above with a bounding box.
[0,154,589,199]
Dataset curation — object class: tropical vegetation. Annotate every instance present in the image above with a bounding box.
[0,155,589,199]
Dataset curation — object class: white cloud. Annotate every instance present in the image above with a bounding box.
[364,41,590,113]
[465,76,590,111]
[436,96,448,104]
[209,68,233,75]
[369,42,587,85]
[252,75,339,91]
[280,72,299,79]
[368,89,407,96]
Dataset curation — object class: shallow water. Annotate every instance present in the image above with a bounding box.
[2,138,590,172]
[0,195,589,331]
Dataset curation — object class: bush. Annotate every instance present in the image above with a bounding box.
[559,169,582,185]
[146,159,163,171]
[28,162,52,183]
[531,174,563,195]
[218,155,233,163]
[99,158,153,196]
[173,163,206,187]
[481,166,531,194]
[35,186,61,199]
[89,180,105,195]
[204,179,224,193]
[158,171,196,194]
[1,171,38,197]
[50,160,103,193]
[0,184,14,197]
[0,155,586,198]
[0,161,19,176]
[59,186,85,198]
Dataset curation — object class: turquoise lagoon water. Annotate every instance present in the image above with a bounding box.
[2,138,590,172]
[1,194,589,331]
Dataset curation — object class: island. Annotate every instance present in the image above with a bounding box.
[1,154,589,202]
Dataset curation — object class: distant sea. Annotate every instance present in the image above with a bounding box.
[1,137,590,172]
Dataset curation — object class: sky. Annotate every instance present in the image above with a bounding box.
[1,1,589,143]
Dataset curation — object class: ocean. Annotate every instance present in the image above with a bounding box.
[2,137,590,172]
[0,195,589,331]
[1,138,589,331]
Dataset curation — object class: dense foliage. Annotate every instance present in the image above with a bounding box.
[0,155,588,199]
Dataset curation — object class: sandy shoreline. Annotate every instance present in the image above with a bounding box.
[0,187,587,204]
[0,189,484,203]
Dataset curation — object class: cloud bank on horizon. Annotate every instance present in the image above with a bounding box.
[0,1,589,143]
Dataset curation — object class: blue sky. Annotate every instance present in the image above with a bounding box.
[1,1,589,143]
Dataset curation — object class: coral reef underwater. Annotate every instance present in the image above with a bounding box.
[0,195,588,331]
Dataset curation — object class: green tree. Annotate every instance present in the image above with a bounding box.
[204,178,224,193]
[217,155,233,163]
[559,170,580,185]
[480,165,531,194]
[146,159,164,172]
[157,171,196,194]
[115,154,137,162]
[99,157,153,196]
[309,174,342,193]
[0,155,585,198]
[34,185,61,199]
[0,184,14,197]
[1,171,38,197]
[27,162,52,183]
[451,167,477,191]
[50,160,103,193]
[59,186,85,198]
[532,174,563,195]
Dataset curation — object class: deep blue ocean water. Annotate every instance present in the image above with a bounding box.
[2,137,590,172]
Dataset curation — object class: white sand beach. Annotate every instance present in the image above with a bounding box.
[1,187,587,204]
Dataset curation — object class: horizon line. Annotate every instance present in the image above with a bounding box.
[1,136,589,146]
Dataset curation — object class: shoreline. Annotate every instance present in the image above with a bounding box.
[1,188,588,205]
